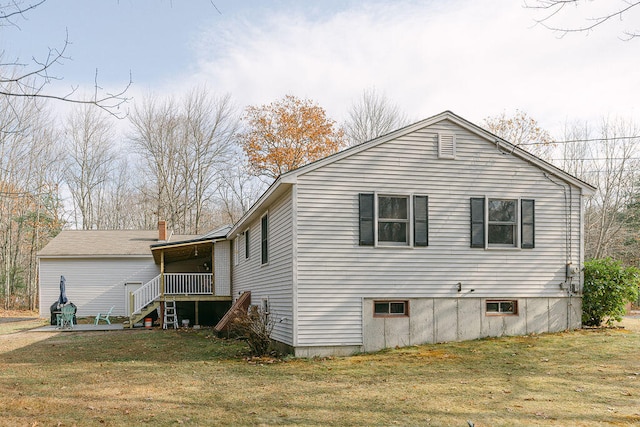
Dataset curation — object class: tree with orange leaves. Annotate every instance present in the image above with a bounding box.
[239,95,345,180]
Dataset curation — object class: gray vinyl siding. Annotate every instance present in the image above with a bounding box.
[294,119,585,347]
[38,257,159,318]
[232,190,294,345]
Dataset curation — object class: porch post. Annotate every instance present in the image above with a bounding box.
[211,243,219,295]
[160,250,165,296]
[195,301,199,326]
[129,292,134,317]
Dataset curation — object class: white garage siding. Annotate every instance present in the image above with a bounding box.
[231,190,294,346]
[38,257,159,318]
[293,119,587,348]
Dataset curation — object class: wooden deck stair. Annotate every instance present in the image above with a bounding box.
[127,301,160,327]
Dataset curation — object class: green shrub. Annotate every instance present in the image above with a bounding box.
[582,258,640,326]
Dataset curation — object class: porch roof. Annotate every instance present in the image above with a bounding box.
[150,225,230,264]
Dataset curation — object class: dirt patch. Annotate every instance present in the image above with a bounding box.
[0,326,56,352]
[0,309,39,322]
[0,317,38,324]
[620,316,640,332]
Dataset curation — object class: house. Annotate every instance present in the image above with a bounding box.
[38,110,596,357]
[38,221,232,325]
[226,110,596,357]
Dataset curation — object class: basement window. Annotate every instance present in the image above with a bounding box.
[486,300,518,315]
[374,300,409,317]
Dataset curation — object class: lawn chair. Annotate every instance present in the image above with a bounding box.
[57,304,75,329]
[94,306,114,325]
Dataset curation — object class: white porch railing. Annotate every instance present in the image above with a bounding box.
[164,273,212,295]
[131,273,216,315]
[132,274,161,315]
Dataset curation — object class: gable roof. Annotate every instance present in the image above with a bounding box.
[37,230,198,258]
[228,110,596,237]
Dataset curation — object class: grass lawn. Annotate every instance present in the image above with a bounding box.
[0,313,639,426]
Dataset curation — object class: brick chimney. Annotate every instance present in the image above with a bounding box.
[158,220,167,241]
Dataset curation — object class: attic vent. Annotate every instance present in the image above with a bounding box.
[438,133,456,159]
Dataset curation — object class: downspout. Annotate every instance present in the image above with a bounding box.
[291,184,299,350]
[543,173,572,285]
[544,172,576,329]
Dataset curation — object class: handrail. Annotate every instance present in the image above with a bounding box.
[131,274,161,315]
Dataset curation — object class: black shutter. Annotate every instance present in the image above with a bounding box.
[470,198,485,248]
[521,199,535,249]
[359,193,374,246]
[261,214,268,264]
[245,229,250,259]
[414,195,428,247]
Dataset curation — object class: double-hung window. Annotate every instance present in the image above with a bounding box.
[378,196,409,245]
[488,199,517,246]
[359,193,428,247]
[471,197,534,249]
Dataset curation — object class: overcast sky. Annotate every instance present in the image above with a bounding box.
[3,0,639,137]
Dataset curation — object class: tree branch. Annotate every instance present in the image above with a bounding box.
[525,0,640,39]
[1,1,132,118]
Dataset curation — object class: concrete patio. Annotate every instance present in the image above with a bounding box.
[30,323,126,332]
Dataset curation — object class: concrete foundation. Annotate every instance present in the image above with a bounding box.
[362,296,581,353]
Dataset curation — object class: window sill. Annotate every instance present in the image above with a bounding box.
[485,246,522,251]
[485,313,519,317]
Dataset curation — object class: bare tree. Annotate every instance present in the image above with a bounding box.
[0,83,64,309]
[560,117,640,261]
[63,104,118,229]
[129,95,184,231]
[0,1,131,117]
[215,157,267,225]
[129,89,238,234]
[180,89,237,233]
[526,0,640,39]
[484,109,555,161]
[343,88,410,146]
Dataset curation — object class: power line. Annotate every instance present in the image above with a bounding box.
[521,135,640,145]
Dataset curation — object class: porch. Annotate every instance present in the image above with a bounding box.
[128,272,232,327]
[129,229,233,327]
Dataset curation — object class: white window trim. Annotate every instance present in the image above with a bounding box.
[485,196,521,250]
[374,193,414,248]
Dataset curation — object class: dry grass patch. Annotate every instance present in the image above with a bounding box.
[0,318,639,426]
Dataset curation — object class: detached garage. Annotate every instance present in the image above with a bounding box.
[37,229,192,318]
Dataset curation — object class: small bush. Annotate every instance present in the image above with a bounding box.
[230,305,274,356]
[582,258,640,327]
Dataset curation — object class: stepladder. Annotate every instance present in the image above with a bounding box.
[163,300,178,329]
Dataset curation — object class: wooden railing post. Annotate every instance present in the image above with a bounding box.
[129,292,134,317]
[160,251,165,297]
